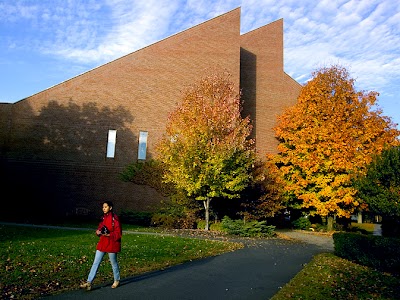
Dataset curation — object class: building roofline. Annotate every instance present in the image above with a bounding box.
[240,18,283,37]
[15,7,242,104]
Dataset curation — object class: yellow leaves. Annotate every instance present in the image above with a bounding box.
[156,72,255,201]
[273,64,400,218]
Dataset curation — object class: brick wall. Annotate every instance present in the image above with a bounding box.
[0,8,300,221]
[0,9,242,219]
[0,103,12,151]
[240,19,302,157]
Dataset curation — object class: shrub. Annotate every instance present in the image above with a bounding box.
[196,220,225,232]
[151,211,197,229]
[381,217,400,237]
[221,216,276,237]
[310,223,326,232]
[292,217,312,230]
[150,193,200,229]
[333,232,400,274]
[196,219,206,230]
[151,202,197,229]
[151,213,179,228]
[209,222,225,232]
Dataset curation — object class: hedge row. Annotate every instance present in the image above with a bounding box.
[333,232,400,274]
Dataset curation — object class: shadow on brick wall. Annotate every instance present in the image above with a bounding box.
[0,100,161,223]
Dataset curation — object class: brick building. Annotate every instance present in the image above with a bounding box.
[0,8,301,221]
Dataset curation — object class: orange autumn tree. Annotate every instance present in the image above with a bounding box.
[273,65,400,230]
[156,72,255,230]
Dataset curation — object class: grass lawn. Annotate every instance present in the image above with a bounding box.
[2,223,399,300]
[271,253,400,300]
[0,224,243,299]
[350,222,376,233]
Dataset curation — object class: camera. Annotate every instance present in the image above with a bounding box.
[100,225,110,235]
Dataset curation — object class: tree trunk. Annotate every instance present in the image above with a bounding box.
[357,212,363,224]
[327,215,334,231]
[203,198,211,230]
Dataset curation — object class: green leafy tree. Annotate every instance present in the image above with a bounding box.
[156,72,255,230]
[272,65,400,230]
[353,146,400,234]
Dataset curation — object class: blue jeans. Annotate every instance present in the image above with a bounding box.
[87,250,120,283]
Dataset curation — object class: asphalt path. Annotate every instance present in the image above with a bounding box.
[44,230,334,300]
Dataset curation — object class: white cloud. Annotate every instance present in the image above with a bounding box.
[0,0,399,125]
[276,0,400,95]
[43,0,185,63]
[0,1,38,22]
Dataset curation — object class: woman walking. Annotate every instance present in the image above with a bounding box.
[80,201,122,290]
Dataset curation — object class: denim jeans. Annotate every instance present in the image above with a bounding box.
[87,250,120,283]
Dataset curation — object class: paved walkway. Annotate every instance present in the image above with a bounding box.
[45,230,334,300]
[373,223,382,236]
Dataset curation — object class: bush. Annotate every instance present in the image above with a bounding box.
[221,216,276,237]
[310,223,326,232]
[151,213,179,228]
[151,200,198,229]
[151,212,197,229]
[150,194,200,229]
[333,232,400,274]
[292,217,312,230]
[196,220,225,232]
[381,217,400,237]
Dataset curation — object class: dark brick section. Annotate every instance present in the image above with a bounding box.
[0,103,12,151]
[240,19,302,157]
[0,8,300,220]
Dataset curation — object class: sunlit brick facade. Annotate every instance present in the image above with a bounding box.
[0,8,301,220]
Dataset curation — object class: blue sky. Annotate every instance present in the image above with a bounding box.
[1,0,399,128]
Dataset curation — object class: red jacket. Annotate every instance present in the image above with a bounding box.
[96,212,122,253]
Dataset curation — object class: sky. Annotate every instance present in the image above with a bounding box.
[1,0,399,128]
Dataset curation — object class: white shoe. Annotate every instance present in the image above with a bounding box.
[80,282,92,291]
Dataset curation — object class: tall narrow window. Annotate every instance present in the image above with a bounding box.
[138,131,148,160]
[106,130,117,158]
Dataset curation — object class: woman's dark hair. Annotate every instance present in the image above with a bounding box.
[101,201,115,221]
[103,201,114,209]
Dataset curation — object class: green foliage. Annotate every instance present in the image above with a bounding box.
[151,203,198,229]
[353,146,400,219]
[196,219,206,229]
[310,223,327,232]
[156,72,256,230]
[156,72,255,202]
[151,213,181,228]
[291,217,312,230]
[220,216,276,237]
[381,217,400,237]
[209,221,225,232]
[333,232,400,274]
[196,220,225,232]
[151,193,202,229]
